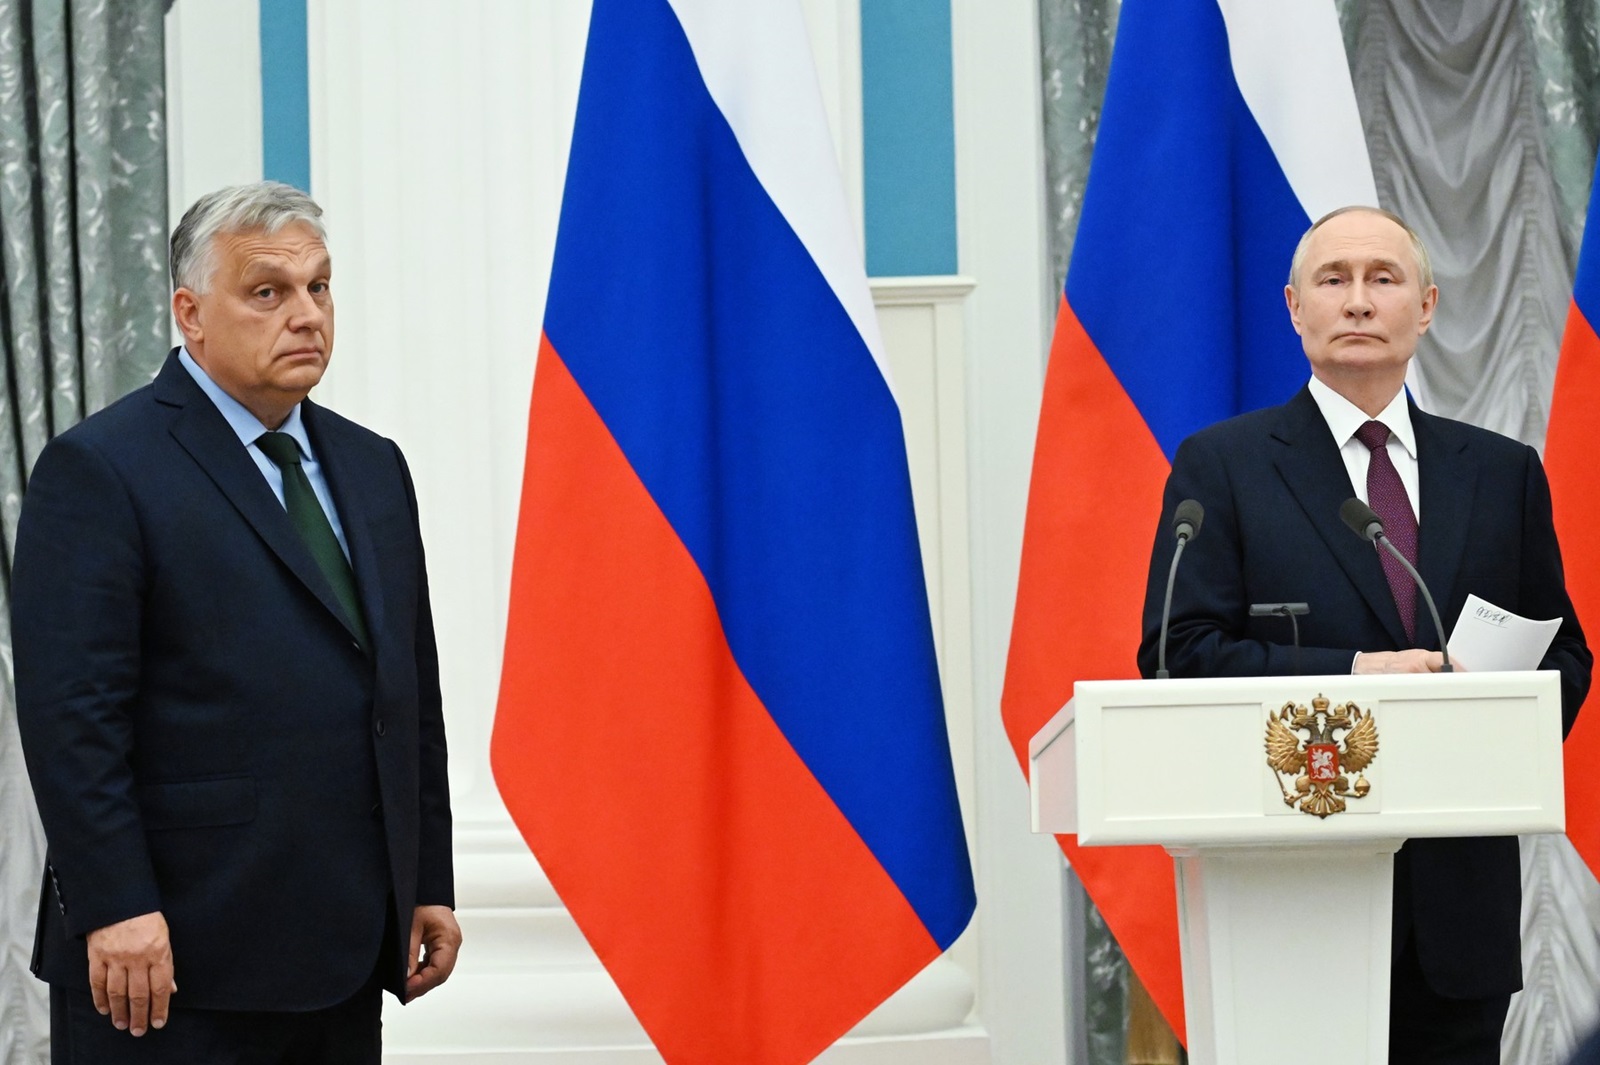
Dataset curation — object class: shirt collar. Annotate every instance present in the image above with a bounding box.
[178,346,313,457]
[1307,375,1417,460]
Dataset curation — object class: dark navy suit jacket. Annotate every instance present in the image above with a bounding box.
[1137,384,1590,999]
[14,350,453,1011]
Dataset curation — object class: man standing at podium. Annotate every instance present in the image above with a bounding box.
[1138,205,1591,1063]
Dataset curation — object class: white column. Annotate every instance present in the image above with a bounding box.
[164,0,264,312]
[949,0,1076,1062]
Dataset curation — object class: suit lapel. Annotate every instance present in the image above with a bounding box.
[1270,387,1411,648]
[1413,405,1477,650]
[156,354,363,645]
[303,401,387,653]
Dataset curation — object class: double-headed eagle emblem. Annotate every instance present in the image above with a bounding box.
[1265,693,1379,818]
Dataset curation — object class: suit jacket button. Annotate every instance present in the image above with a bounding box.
[375,718,386,736]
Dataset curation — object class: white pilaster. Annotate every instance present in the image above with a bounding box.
[949,0,1075,1062]
[165,0,264,217]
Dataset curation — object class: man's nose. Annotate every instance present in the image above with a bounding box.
[1343,283,1374,315]
[286,288,326,328]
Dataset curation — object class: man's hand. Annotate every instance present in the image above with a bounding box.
[1354,649,1450,674]
[405,904,462,1000]
[86,911,175,1036]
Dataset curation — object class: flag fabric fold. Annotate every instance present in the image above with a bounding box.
[1546,147,1600,880]
[491,1,975,1061]
[1001,0,1375,1038]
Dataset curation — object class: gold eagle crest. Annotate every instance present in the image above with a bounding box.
[1265,693,1379,818]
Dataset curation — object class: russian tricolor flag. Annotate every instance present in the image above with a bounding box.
[1002,0,1376,1038]
[491,1,976,1062]
[1546,148,1600,883]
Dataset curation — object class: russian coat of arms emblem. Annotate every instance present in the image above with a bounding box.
[1264,693,1379,818]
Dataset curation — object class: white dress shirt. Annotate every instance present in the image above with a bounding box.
[1306,374,1420,522]
[178,346,352,561]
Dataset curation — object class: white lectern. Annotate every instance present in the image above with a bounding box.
[1028,671,1564,1065]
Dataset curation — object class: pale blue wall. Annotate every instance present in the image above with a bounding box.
[861,0,957,276]
[257,2,961,274]
[259,0,310,192]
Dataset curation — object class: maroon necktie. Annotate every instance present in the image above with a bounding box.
[1355,420,1418,643]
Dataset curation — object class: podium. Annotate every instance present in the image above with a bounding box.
[1028,671,1564,1065]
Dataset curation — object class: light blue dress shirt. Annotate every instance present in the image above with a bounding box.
[178,347,352,561]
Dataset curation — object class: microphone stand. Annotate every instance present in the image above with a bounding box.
[1157,499,1204,679]
[1373,533,1454,672]
[1250,602,1309,676]
[1339,498,1454,673]
[1156,535,1190,680]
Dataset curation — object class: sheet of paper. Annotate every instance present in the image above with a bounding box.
[1446,593,1562,672]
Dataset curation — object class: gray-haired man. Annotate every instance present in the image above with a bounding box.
[15,182,460,1062]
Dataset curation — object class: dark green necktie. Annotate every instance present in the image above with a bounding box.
[255,431,369,649]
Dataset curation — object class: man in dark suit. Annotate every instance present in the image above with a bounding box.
[14,182,460,1062]
[1138,206,1590,1063]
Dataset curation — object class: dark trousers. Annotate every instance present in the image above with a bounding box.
[49,956,384,1065]
[1389,932,1511,1065]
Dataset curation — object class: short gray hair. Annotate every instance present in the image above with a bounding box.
[1287,205,1433,292]
[170,182,327,293]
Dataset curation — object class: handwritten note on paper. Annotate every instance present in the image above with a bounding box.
[1446,594,1562,672]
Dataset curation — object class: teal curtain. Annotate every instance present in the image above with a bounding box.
[0,2,169,1061]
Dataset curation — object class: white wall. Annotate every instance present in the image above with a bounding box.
[165,0,263,247]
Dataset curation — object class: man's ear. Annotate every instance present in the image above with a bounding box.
[172,289,203,346]
[1284,284,1304,336]
[1416,284,1439,336]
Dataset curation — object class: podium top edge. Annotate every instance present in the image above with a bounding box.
[1027,697,1076,761]
[1072,670,1559,698]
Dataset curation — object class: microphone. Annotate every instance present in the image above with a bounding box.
[1338,498,1452,672]
[1250,602,1310,676]
[1156,499,1205,679]
[1172,498,1204,542]
[1339,498,1384,543]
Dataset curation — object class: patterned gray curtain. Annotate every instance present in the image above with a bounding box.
[0,1,169,1061]
[1040,1,1600,1063]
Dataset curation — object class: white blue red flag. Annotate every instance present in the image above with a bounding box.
[1001,0,1375,1037]
[1544,148,1600,881]
[491,1,976,1061]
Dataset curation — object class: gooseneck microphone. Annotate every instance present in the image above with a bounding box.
[1249,602,1310,675]
[1156,499,1205,679]
[1338,498,1453,672]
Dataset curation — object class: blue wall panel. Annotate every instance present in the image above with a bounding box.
[861,0,958,277]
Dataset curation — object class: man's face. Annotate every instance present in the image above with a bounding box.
[173,221,334,428]
[1285,210,1437,389]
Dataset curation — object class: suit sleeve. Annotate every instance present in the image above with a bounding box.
[1519,445,1591,735]
[1136,431,1358,680]
[12,433,163,936]
[395,442,454,908]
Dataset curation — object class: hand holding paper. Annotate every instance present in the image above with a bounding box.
[1446,593,1562,672]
